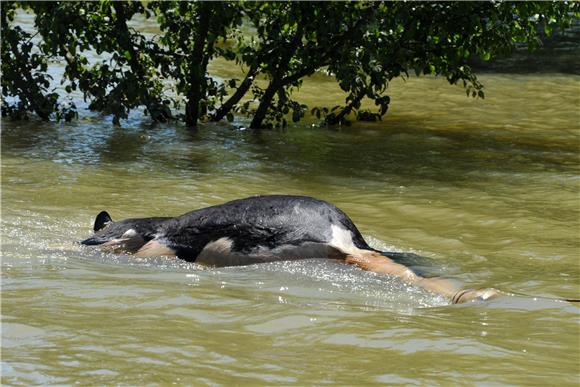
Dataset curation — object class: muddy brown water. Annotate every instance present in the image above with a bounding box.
[2,10,580,386]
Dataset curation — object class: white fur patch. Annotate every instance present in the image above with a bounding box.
[196,237,237,266]
[122,228,138,238]
[329,224,361,255]
[135,239,176,257]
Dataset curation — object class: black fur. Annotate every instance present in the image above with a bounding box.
[81,195,371,262]
[157,195,371,260]
[93,211,113,232]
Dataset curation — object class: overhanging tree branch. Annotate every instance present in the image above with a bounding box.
[210,63,258,122]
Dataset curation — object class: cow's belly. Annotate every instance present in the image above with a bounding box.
[194,237,340,267]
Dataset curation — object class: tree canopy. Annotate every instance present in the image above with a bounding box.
[2,1,578,128]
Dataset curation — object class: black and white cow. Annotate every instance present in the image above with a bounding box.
[81,195,500,303]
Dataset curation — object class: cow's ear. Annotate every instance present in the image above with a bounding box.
[94,211,113,232]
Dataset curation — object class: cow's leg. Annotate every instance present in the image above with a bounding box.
[343,251,499,304]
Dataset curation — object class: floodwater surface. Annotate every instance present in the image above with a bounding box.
[2,11,580,387]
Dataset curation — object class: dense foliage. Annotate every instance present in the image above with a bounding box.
[2,1,578,128]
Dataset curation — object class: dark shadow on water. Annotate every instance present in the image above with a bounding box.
[469,19,580,75]
[235,119,579,185]
[2,116,578,186]
[98,127,148,163]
